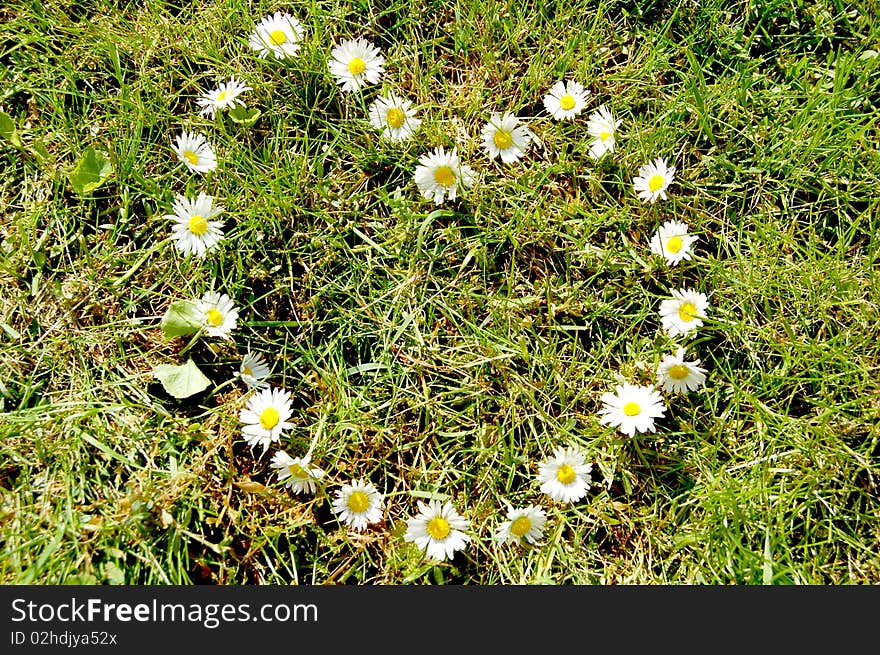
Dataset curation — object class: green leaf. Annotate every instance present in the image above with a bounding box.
[762,529,774,585]
[31,139,54,165]
[227,106,261,128]
[409,490,450,501]
[69,146,113,195]
[102,561,126,585]
[160,300,203,338]
[153,359,211,399]
[0,321,21,340]
[0,111,23,148]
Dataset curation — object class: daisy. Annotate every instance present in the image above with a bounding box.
[172,131,217,174]
[332,480,384,532]
[598,383,667,437]
[543,80,590,121]
[196,76,251,119]
[239,386,293,452]
[658,288,709,337]
[633,156,676,203]
[329,38,384,92]
[234,351,270,390]
[270,451,324,495]
[587,104,621,159]
[403,499,470,562]
[248,11,304,60]
[481,111,533,163]
[649,220,698,266]
[495,504,547,546]
[368,92,421,142]
[537,446,592,504]
[656,347,708,395]
[166,192,224,258]
[413,146,477,205]
[195,291,238,340]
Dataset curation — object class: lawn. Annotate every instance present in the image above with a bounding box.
[1,0,878,584]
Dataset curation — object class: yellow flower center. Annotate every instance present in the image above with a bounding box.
[510,516,532,537]
[493,128,513,150]
[269,30,287,46]
[242,367,253,377]
[385,107,405,129]
[666,235,683,254]
[426,517,451,540]
[623,402,641,417]
[648,174,666,192]
[348,57,366,76]
[559,94,576,110]
[678,302,697,322]
[217,90,228,102]
[433,165,456,187]
[668,364,690,380]
[183,150,199,166]
[288,464,307,478]
[347,490,371,513]
[205,308,223,326]
[259,407,280,430]
[599,130,612,141]
[556,464,576,485]
[188,214,208,236]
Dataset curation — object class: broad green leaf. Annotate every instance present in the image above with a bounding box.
[160,300,203,338]
[153,359,211,399]
[227,106,261,127]
[102,561,126,585]
[31,139,54,165]
[69,146,113,195]
[0,111,23,148]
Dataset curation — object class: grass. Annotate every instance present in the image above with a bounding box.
[1,0,879,585]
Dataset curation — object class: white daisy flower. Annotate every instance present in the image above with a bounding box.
[543,80,590,121]
[368,92,421,142]
[658,288,709,337]
[329,38,385,92]
[537,446,592,504]
[634,156,676,203]
[649,220,698,266]
[403,499,470,562]
[587,104,621,159]
[195,291,238,340]
[166,192,224,258]
[196,76,251,119]
[481,111,533,163]
[239,386,293,452]
[598,383,667,437]
[172,131,217,174]
[248,11,304,60]
[495,504,547,546]
[656,347,708,395]
[413,146,477,205]
[234,351,271,390]
[332,480,384,532]
[270,451,324,495]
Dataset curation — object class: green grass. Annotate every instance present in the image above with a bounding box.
[1,0,879,584]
